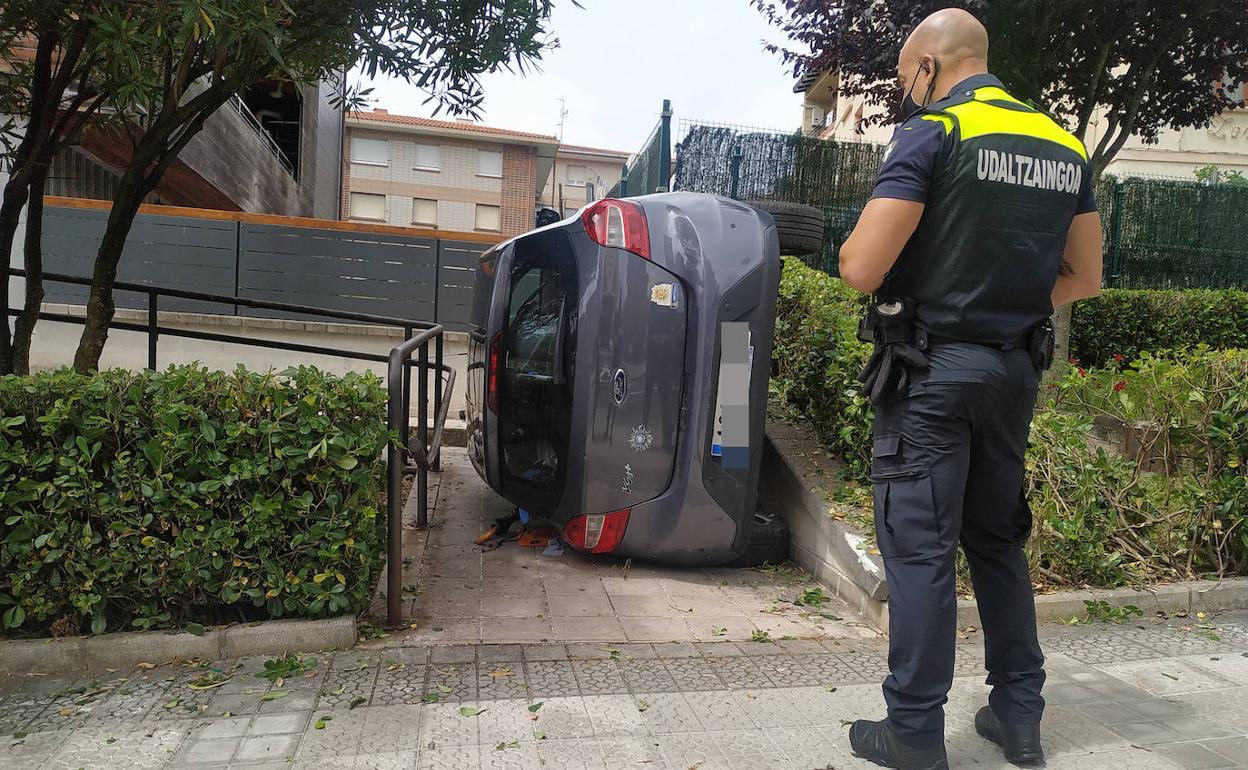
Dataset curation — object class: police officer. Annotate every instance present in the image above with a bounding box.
[838,9,1104,769]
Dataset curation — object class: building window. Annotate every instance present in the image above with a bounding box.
[412,198,438,227]
[415,143,441,171]
[475,204,501,232]
[566,165,588,186]
[563,206,580,219]
[478,150,503,177]
[351,137,388,166]
[350,192,386,221]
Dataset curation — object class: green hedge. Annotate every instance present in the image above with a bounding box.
[0,365,390,637]
[1071,288,1248,366]
[773,258,1248,587]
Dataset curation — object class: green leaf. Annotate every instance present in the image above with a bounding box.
[527,702,543,713]
[185,622,206,637]
[349,697,368,709]
[459,706,485,717]
[436,684,452,693]
[260,691,288,702]
[420,693,439,703]
[314,716,331,729]
[335,455,359,470]
[199,422,216,443]
[3,606,26,629]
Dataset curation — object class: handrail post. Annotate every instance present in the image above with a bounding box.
[402,325,413,454]
[147,291,158,370]
[433,333,444,472]
[385,346,405,629]
[417,340,429,529]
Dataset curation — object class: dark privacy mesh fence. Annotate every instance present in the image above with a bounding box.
[673,119,884,273]
[607,107,1245,288]
[1096,175,1248,290]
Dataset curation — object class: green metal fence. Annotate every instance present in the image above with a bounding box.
[608,99,673,198]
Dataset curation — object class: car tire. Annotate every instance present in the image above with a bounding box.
[727,511,791,567]
[746,200,825,256]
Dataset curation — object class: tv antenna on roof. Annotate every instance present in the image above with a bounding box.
[557,98,569,140]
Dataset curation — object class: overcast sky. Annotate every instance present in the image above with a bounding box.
[349,0,805,152]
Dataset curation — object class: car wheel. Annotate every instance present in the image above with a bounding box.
[727,511,791,567]
[746,200,825,256]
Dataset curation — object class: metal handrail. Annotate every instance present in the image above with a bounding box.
[228,96,297,178]
[7,267,451,629]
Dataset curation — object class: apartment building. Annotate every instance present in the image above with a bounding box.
[542,144,631,218]
[795,68,1248,179]
[343,109,559,237]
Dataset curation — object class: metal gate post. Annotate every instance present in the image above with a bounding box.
[1107,180,1126,288]
[657,99,673,192]
[729,146,743,200]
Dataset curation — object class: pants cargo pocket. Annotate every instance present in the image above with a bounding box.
[871,434,941,561]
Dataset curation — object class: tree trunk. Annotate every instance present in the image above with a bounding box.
[0,176,31,374]
[72,175,148,373]
[12,168,47,375]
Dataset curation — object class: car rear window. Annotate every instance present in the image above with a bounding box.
[498,230,578,512]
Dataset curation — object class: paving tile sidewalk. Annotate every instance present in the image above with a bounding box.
[2,617,1248,769]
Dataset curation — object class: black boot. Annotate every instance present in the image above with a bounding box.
[848,719,950,770]
[974,706,1045,765]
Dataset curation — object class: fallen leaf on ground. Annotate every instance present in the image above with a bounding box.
[314,716,332,729]
[637,700,650,712]
[260,691,288,702]
[536,731,546,740]
[437,684,453,694]
[495,741,520,750]
[420,694,439,703]
[489,668,513,678]
[136,663,157,670]
[58,707,76,717]
[528,702,543,713]
[349,697,367,709]
[459,706,485,717]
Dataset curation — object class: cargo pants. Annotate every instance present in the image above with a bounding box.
[871,342,1045,748]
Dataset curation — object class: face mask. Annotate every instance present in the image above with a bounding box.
[900,59,940,120]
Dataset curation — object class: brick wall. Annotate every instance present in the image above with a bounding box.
[501,145,537,236]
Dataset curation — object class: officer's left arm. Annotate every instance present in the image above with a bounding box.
[839,199,925,293]
[839,117,945,294]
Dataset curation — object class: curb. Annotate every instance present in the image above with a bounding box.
[761,419,1248,633]
[0,616,358,675]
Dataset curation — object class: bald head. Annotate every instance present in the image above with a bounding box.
[897,9,990,112]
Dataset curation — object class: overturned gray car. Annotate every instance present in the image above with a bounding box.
[465,193,784,566]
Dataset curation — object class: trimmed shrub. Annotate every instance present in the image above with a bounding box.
[1071,288,1248,366]
[772,257,873,480]
[0,365,390,637]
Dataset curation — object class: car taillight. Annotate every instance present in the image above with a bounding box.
[581,198,650,259]
[487,332,502,413]
[562,509,631,554]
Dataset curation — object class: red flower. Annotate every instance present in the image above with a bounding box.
[1113,380,1126,392]
[1112,353,1125,363]
[1068,356,1080,365]
[1077,368,1087,377]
